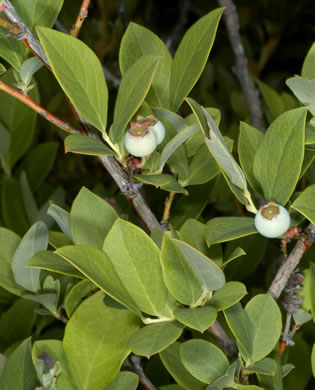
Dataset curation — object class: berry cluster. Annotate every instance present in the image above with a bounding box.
[124,115,165,157]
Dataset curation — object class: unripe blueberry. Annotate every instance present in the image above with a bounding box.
[137,115,165,145]
[124,122,157,157]
[254,201,291,238]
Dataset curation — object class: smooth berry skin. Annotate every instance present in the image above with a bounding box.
[254,202,290,238]
[124,129,157,157]
[149,120,165,145]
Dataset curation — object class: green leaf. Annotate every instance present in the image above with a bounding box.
[0,123,10,159]
[302,42,315,79]
[174,306,217,332]
[15,0,64,31]
[1,176,29,236]
[119,22,172,108]
[253,108,307,205]
[170,183,213,229]
[153,108,188,132]
[178,219,211,258]
[0,31,26,71]
[56,244,142,316]
[20,171,38,225]
[224,303,254,366]
[0,70,38,169]
[292,184,315,224]
[245,294,282,363]
[19,57,43,86]
[37,187,66,229]
[209,282,247,311]
[206,217,256,246]
[312,344,315,378]
[286,77,315,116]
[27,250,83,279]
[222,247,246,268]
[11,222,48,292]
[244,358,277,376]
[256,79,286,119]
[128,321,184,358]
[49,231,72,249]
[32,339,75,390]
[103,219,175,317]
[70,187,118,249]
[185,98,209,136]
[238,122,264,196]
[161,236,225,306]
[0,338,37,390]
[104,372,139,390]
[160,342,206,390]
[112,55,160,141]
[64,291,140,389]
[37,27,108,132]
[170,8,224,111]
[203,108,247,191]
[65,279,95,318]
[47,204,72,241]
[180,339,230,384]
[0,228,24,296]
[0,299,37,350]
[159,125,200,171]
[134,174,186,193]
[64,134,114,156]
[20,142,59,191]
[186,144,221,186]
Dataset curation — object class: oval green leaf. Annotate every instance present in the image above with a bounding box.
[37,27,108,133]
[128,321,184,358]
[180,339,229,384]
[253,107,307,205]
[292,184,315,224]
[174,306,217,332]
[64,134,114,156]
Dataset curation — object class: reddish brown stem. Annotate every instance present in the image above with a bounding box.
[0,80,78,134]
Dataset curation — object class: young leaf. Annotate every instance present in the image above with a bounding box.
[64,134,114,156]
[253,107,307,205]
[133,174,186,193]
[180,339,230,384]
[112,55,160,142]
[32,340,75,390]
[206,217,256,246]
[291,184,315,224]
[244,358,277,376]
[159,342,206,390]
[128,321,184,358]
[63,291,140,389]
[170,8,224,111]
[37,27,108,133]
[65,279,95,318]
[119,22,172,108]
[70,187,118,249]
[245,294,282,363]
[103,219,176,318]
[11,221,48,292]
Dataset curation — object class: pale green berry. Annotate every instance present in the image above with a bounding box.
[124,122,157,157]
[254,201,290,238]
[137,115,165,145]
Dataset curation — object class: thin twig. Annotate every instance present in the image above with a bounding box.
[124,355,157,390]
[70,0,90,37]
[1,0,161,232]
[161,192,176,223]
[0,81,78,134]
[268,223,315,299]
[280,312,292,356]
[208,320,238,360]
[217,0,265,131]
